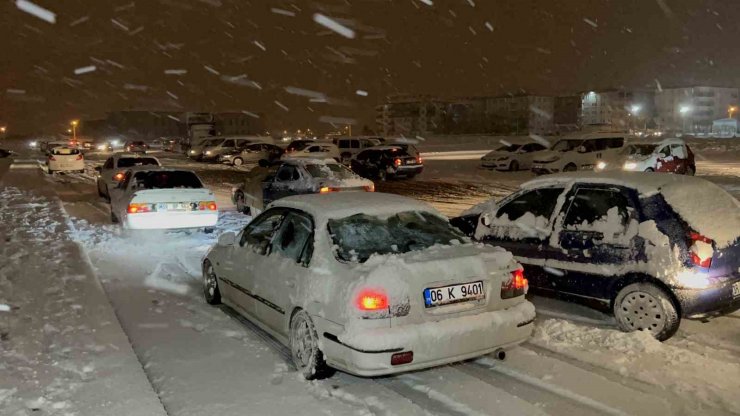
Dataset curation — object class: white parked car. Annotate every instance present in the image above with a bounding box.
[202,192,535,378]
[109,168,218,231]
[531,133,629,174]
[281,142,340,162]
[47,147,85,173]
[480,142,549,171]
[334,137,384,164]
[95,153,161,199]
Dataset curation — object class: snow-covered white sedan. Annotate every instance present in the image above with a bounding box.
[480,142,549,171]
[202,192,535,378]
[109,168,218,231]
[47,146,85,173]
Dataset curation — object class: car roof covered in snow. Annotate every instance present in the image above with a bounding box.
[281,157,338,166]
[271,192,440,222]
[524,171,740,248]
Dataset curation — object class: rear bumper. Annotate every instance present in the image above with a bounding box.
[323,301,535,377]
[393,165,423,177]
[124,212,219,230]
[675,277,740,319]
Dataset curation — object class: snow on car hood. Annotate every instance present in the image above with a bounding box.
[659,180,740,248]
[482,150,510,159]
[533,150,560,163]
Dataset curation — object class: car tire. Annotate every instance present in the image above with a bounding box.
[202,259,221,305]
[686,166,695,176]
[110,209,119,224]
[378,169,387,181]
[235,191,251,215]
[203,227,214,234]
[645,168,655,172]
[233,157,243,166]
[509,160,519,171]
[563,163,577,172]
[289,310,333,380]
[613,282,680,341]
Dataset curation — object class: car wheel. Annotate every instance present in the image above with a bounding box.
[289,310,333,380]
[563,163,577,172]
[232,157,243,166]
[509,160,520,171]
[110,209,119,224]
[644,168,655,172]
[235,191,251,215]
[378,169,387,181]
[202,259,221,305]
[613,282,680,341]
[203,227,214,234]
[686,166,695,176]
[97,181,105,198]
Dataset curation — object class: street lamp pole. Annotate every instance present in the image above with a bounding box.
[71,120,78,141]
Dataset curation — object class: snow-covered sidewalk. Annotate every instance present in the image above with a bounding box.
[0,170,167,415]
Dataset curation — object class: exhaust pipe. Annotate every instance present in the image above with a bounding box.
[494,348,506,361]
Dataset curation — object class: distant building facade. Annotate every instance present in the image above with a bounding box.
[483,95,554,136]
[376,95,447,136]
[580,89,655,131]
[553,95,581,132]
[214,112,266,136]
[654,86,739,134]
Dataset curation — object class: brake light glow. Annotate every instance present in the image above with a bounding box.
[127,203,152,214]
[356,290,388,311]
[689,232,714,268]
[417,156,423,164]
[501,268,528,299]
[363,184,375,192]
[113,172,125,181]
[394,158,402,167]
[319,187,341,194]
[198,201,217,211]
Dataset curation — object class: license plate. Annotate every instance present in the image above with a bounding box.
[424,281,484,308]
[406,160,416,165]
[732,281,740,298]
[533,164,543,169]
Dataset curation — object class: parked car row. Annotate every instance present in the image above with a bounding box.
[481,133,696,176]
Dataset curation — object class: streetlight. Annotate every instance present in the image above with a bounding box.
[629,105,643,132]
[679,106,691,134]
[0,126,6,134]
[70,120,78,141]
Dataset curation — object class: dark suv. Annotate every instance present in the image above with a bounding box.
[451,172,740,340]
[350,146,423,180]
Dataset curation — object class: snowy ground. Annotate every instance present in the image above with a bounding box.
[2,140,740,415]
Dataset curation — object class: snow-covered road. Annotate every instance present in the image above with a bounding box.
[2,154,739,415]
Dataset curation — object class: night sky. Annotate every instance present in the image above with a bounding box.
[1,0,739,134]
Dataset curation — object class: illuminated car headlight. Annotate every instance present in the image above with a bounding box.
[623,162,638,171]
[29,141,37,147]
[190,150,197,154]
[596,161,607,170]
[205,151,212,155]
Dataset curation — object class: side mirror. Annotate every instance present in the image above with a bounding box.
[217,232,236,246]
[258,159,270,168]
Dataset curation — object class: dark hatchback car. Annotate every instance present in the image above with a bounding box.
[451,172,740,341]
[350,146,423,180]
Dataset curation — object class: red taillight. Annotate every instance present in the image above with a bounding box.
[319,187,341,194]
[363,184,375,192]
[127,203,151,214]
[75,154,83,160]
[207,202,217,211]
[198,201,217,211]
[394,158,402,167]
[501,268,528,299]
[391,351,414,366]
[356,290,388,311]
[689,232,714,268]
[113,172,125,181]
[417,156,423,164]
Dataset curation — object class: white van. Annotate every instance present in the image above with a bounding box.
[334,136,384,163]
[531,132,629,174]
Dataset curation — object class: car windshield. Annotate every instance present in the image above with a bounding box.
[202,138,223,147]
[117,157,159,168]
[304,163,356,179]
[328,211,465,263]
[132,171,203,189]
[624,144,658,156]
[551,140,583,152]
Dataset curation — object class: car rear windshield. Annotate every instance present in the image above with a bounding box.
[287,141,311,152]
[132,171,203,189]
[132,141,146,145]
[305,163,356,179]
[328,211,465,263]
[52,148,79,155]
[117,157,159,168]
[383,148,411,157]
